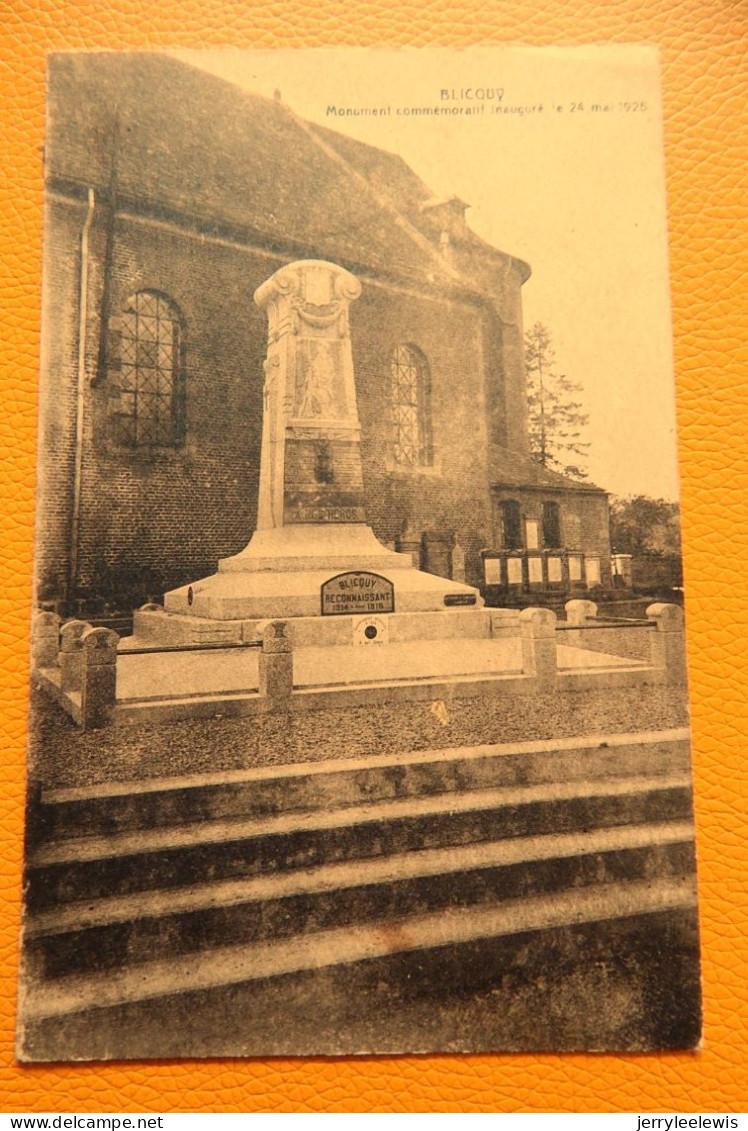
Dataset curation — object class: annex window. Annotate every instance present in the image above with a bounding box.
[390,344,433,467]
[116,291,185,447]
[542,501,562,549]
[500,499,523,550]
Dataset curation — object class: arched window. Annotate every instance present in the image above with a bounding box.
[116,291,185,447]
[500,499,523,550]
[542,501,562,548]
[390,344,433,467]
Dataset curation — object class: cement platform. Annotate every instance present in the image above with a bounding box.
[115,637,643,702]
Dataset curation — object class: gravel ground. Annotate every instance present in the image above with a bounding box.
[28,681,691,789]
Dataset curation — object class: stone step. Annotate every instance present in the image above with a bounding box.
[21,874,698,1026]
[39,729,691,841]
[27,774,693,911]
[25,821,695,981]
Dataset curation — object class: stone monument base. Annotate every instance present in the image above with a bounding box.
[158,524,483,622]
[128,605,493,651]
[218,525,411,575]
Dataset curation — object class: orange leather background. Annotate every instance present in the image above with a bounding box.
[1,0,746,1114]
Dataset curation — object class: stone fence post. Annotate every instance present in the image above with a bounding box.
[564,599,598,652]
[31,610,61,670]
[520,607,557,689]
[565,599,598,626]
[80,627,119,729]
[259,620,294,708]
[59,620,91,693]
[647,603,687,685]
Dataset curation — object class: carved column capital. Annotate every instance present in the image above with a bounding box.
[254,260,361,324]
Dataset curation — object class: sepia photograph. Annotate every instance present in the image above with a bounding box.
[17,45,700,1060]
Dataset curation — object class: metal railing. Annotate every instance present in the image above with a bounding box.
[556,620,654,632]
[118,640,263,656]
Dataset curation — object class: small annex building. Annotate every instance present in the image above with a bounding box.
[37,52,612,613]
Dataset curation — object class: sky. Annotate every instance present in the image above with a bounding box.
[176,46,682,501]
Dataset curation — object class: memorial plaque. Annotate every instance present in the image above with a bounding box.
[321,571,395,615]
[353,615,390,645]
[507,558,523,585]
[444,593,477,607]
[484,557,501,585]
[528,556,543,584]
[284,491,366,525]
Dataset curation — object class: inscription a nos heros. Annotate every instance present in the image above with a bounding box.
[321,572,395,616]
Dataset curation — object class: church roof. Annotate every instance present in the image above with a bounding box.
[491,447,606,495]
[46,52,528,297]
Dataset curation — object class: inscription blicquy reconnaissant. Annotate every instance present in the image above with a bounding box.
[321,572,395,616]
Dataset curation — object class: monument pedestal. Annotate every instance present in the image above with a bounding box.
[134,260,486,654]
[163,524,481,622]
[132,606,492,650]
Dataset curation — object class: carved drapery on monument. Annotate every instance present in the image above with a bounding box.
[254,261,367,528]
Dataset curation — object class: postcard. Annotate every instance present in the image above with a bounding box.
[17,45,700,1059]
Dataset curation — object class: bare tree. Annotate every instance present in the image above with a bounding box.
[525,322,590,480]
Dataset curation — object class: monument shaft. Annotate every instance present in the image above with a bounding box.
[254,261,366,530]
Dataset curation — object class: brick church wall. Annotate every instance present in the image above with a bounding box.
[75,214,281,600]
[34,196,84,600]
[352,282,494,590]
[490,487,612,587]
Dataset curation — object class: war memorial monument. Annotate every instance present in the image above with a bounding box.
[20,257,699,1060]
[18,51,699,1060]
